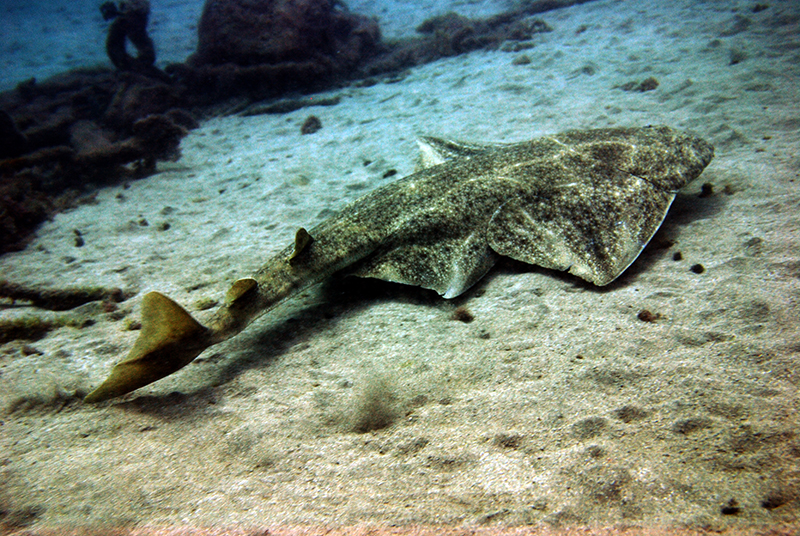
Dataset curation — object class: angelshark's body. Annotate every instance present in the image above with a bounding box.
[85,125,713,402]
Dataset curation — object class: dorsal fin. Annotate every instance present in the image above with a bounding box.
[289,227,314,264]
[416,137,495,170]
[225,277,258,305]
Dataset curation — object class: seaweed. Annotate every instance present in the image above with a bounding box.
[0,281,131,344]
[349,375,399,433]
[0,314,94,344]
[239,95,341,116]
[0,280,127,311]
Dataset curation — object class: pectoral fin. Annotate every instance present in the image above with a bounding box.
[350,232,498,299]
[84,292,211,402]
[487,170,676,286]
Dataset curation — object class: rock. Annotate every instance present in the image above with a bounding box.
[192,0,381,69]
[181,0,381,100]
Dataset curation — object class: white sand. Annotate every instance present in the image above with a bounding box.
[1,0,799,533]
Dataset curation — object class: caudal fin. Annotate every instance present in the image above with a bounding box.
[84,292,211,403]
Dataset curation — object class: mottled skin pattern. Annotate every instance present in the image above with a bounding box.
[85,125,713,402]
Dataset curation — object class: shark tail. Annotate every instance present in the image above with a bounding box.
[84,291,211,403]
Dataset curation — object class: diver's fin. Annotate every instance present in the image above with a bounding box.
[84,292,210,403]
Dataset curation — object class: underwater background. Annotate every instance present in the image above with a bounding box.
[1,0,799,534]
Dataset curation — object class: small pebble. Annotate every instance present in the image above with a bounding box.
[637,309,661,322]
[451,306,474,323]
[301,115,322,135]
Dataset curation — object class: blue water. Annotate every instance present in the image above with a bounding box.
[0,0,202,90]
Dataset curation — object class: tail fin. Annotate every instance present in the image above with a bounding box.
[84,292,211,403]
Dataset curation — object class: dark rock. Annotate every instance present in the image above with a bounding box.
[0,71,190,253]
[619,77,659,92]
[130,114,187,162]
[194,0,380,67]
[637,309,661,322]
[450,305,474,323]
[104,76,181,130]
[300,114,322,134]
[690,263,705,274]
[637,76,659,91]
[0,110,28,158]
[171,59,332,103]
[720,497,741,515]
[165,108,199,130]
[185,0,381,99]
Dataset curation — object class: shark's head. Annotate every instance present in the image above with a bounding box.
[557,125,714,191]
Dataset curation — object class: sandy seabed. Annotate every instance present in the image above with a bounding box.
[1,0,799,534]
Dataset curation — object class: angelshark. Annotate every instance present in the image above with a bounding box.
[85,125,714,402]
